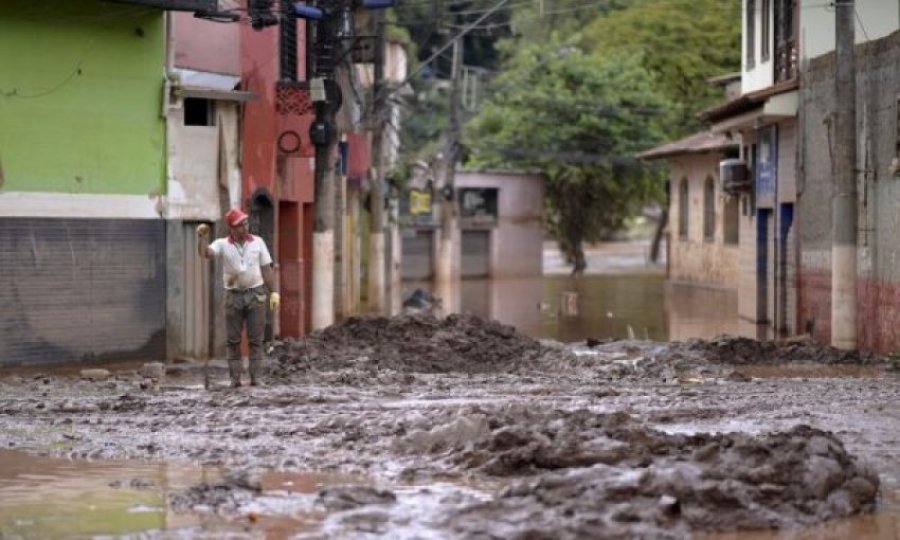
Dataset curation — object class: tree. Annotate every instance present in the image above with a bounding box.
[580,0,741,136]
[465,49,669,273]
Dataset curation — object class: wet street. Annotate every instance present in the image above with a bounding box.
[0,262,898,539]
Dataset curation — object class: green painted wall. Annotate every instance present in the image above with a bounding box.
[0,0,165,196]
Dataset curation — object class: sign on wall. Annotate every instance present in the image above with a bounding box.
[756,125,778,209]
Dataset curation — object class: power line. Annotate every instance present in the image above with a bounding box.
[382,0,514,100]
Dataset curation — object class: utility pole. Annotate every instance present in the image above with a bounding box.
[435,37,462,313]
[309,9,341,331]
[367,12,387,313]
[832,0,857,349]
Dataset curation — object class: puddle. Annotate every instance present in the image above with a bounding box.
[698,488,900,540]
[0,448,215,538]
[0,450,380,539]
[0,449,500,539]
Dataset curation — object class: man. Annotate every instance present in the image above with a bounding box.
[197,208,280,388]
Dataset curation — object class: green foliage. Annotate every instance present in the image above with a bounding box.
[580,0,741,136]
[466,49,669,272]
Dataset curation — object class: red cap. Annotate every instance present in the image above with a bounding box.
[225,208,249,227]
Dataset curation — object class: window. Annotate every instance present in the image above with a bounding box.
[280,2,298,81]
[761,0,771,62]
[703,176,716,241]
[678,178,689,240]
[183,98,215,126]
[746,0,756,69]
[724,195,739,245]
[774,0,797,81]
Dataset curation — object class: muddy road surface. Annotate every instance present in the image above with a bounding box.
[0,314,898,539]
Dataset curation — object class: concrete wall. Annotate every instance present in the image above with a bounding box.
[172,11,240,76]
[0,0,165,200]
[800,0,898,62]
[455,171,544,278]
[667,153,739,288]
[164,101,241,221]
[798,29,900,353]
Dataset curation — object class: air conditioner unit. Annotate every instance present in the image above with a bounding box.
[719,159,751,194]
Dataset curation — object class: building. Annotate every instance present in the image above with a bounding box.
[0,1,170,366]
[400,170,544,281]
[638,131,740,290]
[794,4,900,353]
[240,10,316,339]
[700,0,801,340]
[163,10,248,361]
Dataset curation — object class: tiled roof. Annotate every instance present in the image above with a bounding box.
[636,131,737,161]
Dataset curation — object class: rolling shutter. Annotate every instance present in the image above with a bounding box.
[0,218,166,367]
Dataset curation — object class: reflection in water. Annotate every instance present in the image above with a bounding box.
[0,449,363,539]
[407,274,740,343]
[0,448,214,538]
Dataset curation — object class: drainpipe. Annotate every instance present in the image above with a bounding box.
[163,12,177,117]
[831,0,857,350]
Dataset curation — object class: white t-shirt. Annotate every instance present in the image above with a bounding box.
[208,235,273,290]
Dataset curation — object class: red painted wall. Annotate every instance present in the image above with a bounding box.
[240,14,315,337]
[799,269,900,355]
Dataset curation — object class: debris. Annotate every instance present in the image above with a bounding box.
[80,369,111,382]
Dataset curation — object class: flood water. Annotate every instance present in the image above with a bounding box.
[0,449,360,538]
[411,273,739,343]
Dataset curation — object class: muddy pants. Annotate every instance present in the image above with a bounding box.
[225,287,267,385]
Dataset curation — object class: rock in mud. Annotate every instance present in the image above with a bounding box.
[317,486,397,511]
[79,369,111,382]
[138,362,166,381]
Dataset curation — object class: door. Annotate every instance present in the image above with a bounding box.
[402,229,435,281]
[461,230,490,278]
[182,223,211,359]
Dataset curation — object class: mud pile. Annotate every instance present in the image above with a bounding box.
[414,407,881,538]
[272,313,565,377]
[673,335,880,365]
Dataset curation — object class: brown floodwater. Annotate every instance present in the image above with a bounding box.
[409,274,738,343]
[0,449,360,538]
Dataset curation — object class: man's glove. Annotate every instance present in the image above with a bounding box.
[269,292,281,311]
[196,223,210,237]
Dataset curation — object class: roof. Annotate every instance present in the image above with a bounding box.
[707,72,741,85]
[173,68,255,102]
[636,131,737,161]
[699,79,799,123]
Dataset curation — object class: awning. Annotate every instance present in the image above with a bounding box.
[173,68,256,102]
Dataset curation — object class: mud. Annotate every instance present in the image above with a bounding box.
[673,335,883,366]
[0,314,898,539]
[272,313,560,377]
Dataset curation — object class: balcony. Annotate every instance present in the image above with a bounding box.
[774,38,797,83]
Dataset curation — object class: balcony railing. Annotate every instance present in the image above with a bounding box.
[774,38,797,83]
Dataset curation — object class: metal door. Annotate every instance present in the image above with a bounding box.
[401,229,434,280]
[461,230,490,278]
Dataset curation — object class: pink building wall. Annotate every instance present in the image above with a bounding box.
[172,11,241,75]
